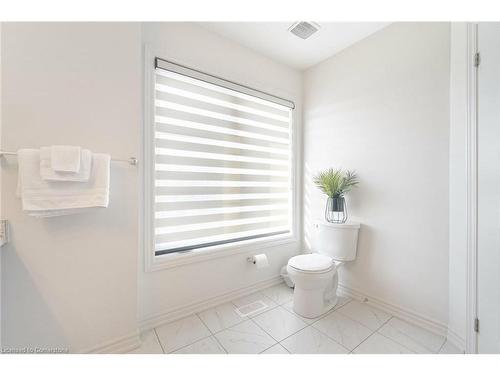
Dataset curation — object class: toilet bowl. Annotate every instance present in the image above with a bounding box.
[287,221,360,318]
[287,254,339,318]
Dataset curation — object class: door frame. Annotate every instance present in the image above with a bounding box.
[465,22,478,354]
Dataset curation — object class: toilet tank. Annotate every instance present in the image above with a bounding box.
[313,221,360,261]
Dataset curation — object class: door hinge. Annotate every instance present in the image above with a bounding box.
[0,220,9,247]
[474,317,480,333]
[474,52,481,67]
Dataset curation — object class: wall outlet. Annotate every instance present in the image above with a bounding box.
[0,220,9,247]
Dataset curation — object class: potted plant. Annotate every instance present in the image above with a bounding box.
[313,168,359,223]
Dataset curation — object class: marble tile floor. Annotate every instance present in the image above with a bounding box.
[128,283,463,355]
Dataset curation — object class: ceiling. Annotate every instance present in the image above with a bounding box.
[200,22,390,70]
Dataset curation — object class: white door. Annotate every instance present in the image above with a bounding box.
[477,22,500,354]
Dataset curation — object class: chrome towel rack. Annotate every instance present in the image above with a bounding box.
[0,150,138,166]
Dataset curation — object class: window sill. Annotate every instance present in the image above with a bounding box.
[145,232,298,272]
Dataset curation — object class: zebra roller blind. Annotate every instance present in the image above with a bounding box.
[153,58,294,256]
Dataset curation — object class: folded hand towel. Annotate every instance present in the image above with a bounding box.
[17,149,110,217]
[50,145,81,173]
[40,147,92,182]
[26,208,94,218]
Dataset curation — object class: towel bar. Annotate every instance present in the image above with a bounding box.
[0,150,138,166]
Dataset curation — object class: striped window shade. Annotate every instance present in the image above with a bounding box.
[153,58,295,256]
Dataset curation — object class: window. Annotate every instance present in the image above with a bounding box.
[150,58,295,257]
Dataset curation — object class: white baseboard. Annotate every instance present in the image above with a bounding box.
[337,283,448,338]
[446,328,466,352]
[83,329,141,354]
[139,276,283,332]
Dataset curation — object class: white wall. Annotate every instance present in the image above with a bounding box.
[139,23,302,325]
[303,23,450,327]
[1,23,141,352]
[447,22,468,349]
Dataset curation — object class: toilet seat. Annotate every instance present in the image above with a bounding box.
[288,253,334,274]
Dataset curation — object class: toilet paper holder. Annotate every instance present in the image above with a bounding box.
[247,254,269,268]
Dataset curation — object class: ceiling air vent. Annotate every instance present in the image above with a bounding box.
[288,21,320,40]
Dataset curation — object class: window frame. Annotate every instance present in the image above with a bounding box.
[143,48,300,272]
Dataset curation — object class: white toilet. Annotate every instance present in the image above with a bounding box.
[287,221,360,318]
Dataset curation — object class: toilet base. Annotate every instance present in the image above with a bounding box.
[292,289,339,319]
[287,260,342,319]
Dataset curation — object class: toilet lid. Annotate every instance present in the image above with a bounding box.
[288,254,334,272]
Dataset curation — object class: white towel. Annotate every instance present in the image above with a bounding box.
[17,149,110,217]
[50,145,82,173]
[40,147,92,182]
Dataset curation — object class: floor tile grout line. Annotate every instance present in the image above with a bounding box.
[197,308,249,335]
[302,323,352,353]
[249,313,282,345]
[358,317,421,354]
[280,306,320,327]
[326,304,379,332]
[249,302,320,344]
[153,328,166,354]
[347,326,381,354]
[247,300,322,347]
[166,333,216,354]
[263,318,353,354]
[205,319,249,336]
[217,318,277,354]
[347,316,395,354]
[257,342,291,354]
[436,339,448,354]
[375,317,446,354]
[278,343,291,354]
[275,324,312,349]
[209,333,229,354]
[206,306,283,354]
[334,303,390,332]
[376,318,445,354]
[278,298,294,306]
[308,311,371,353]
[196,313,229,354]
[374,334,418,354]
[159,314,212,354]
[334,296,354,309]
